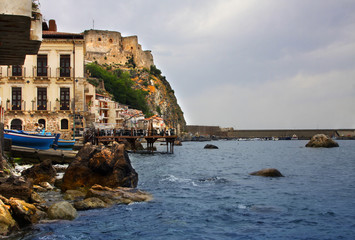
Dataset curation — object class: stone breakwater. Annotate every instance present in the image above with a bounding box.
[0,142,152,236]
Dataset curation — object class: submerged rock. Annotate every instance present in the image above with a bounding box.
[305,134,339,148]
[61,142,138,192]
[250,168,284,177]
[47,201,77,220]
[204,144,218,149]
[21,159,57,185]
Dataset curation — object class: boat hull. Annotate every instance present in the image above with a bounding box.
[57,139,76,148]
[4,130,57,150]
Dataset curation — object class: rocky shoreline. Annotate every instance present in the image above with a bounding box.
[0,142,152,236]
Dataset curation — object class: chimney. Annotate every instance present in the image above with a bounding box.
[49,19,57,32]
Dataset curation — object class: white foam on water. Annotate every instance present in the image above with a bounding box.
[13,164,33,176]
[161,174,191,183]
[238,204,248,209]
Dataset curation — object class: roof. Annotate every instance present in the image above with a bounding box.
[43,31,84,39]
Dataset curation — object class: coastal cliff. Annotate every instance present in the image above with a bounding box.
[84,30,186,131]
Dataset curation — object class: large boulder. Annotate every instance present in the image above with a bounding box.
[0,176,33,202]
[86,184,153,205]
[21,159,57,184]
[250,168,284,177]
[47,201,77,220]
[0,199,17,236]
[306,134,339,148]
[61,142,138,192]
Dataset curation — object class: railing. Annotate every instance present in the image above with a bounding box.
[56,67,73,79]
[33,66,51,78]
[7,66,25,79]
[4,100,74,112]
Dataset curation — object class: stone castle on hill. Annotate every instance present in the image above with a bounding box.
[84,30,154,69]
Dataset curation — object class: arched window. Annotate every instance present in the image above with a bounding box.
[109,39,113,43]
[38,119,46,129]
[10,119,22,130]
[61,119,69,130]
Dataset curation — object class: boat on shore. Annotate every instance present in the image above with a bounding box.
[57,139,76,148]
[4,129,60,150]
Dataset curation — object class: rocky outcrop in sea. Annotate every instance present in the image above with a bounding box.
[0,142,151,236]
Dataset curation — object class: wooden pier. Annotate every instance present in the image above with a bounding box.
[6,146,78,164]
[95,135,177,154]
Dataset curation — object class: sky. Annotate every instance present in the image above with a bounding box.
[39,0,355,129]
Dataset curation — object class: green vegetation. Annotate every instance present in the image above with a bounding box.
[156,106,161,115]
[86,63,151,115]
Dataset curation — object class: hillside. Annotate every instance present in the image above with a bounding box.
[86,63,186,132]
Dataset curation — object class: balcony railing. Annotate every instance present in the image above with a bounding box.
[33,66,51,78]
[5,100,75,112]
[56,67,73,79]
[0,66,76,79]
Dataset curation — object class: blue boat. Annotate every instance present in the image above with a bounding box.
[57,139,76,148]
[4,129,60,150]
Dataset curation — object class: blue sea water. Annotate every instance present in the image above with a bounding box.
[21,140,355,239]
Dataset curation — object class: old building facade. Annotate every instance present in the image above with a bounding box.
[0,20,87,139]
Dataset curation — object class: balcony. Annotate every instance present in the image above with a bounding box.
[56,67,74,82]
[0,0,42,65]
[33,66,51,82]
[5,66,25,82]
[4,99,74,112]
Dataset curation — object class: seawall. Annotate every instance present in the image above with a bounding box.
[186,125,355,140]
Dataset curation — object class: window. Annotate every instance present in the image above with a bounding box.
[37,55,48,77]
[12,65,22,76]
[10,119,22,130]
[60,88,70,110]
[37,88,47,110]
[38,119,46,129]
[60,55,70,77]
[61,119,69,129]
[12,87,21,110]
[109,39,113,43]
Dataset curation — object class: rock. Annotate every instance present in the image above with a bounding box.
[306,134,339,148]
[174,140,182,146]
[38,182,54,191]
[61,142,138,192]
[204,144,218,149]
[30,191,45,204]
[123,140,144,151]
[0,199,17,236]
[63,190,86,201]
[74,197,107,210]
[250,168,284,177]
[21,159,57,184]
[86,184,153,205]
[8,198,40,227]
[47,201,77,220]
[0,176,33,202]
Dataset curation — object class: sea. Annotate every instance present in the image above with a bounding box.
[17,140,355,240]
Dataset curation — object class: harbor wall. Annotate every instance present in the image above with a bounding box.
[185,125,355,139]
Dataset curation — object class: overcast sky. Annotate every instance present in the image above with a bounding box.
[39,0,355,129]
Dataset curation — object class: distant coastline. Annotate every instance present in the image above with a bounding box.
[185,125,355,140]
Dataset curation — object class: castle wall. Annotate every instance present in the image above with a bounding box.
[84,30,154,69]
